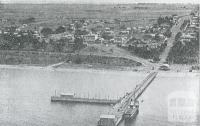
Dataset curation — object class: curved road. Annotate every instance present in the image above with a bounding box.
[48,15,191,69]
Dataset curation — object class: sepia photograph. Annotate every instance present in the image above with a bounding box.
[0,0,199,126]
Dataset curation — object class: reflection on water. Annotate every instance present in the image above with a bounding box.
[0,68,199,126]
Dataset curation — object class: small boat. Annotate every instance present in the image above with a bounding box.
[123,100,139,120]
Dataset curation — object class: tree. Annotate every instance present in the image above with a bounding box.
[190,12,195,16]
[175,32,182,41]
[157,17,164,25]
[120,25,126,30]
[157,16,173,26]
[20,17,36,24]
[53,39,67,52]
[91,28,98,33]
[80,18,86,24]
[23,42,34,51]
[164,29,172,38]
[153,56,160,62]
[0,39,11,50]
[45,43,54,52]
[75,22,82,29]
[74,55,82,64]
[55,26,66,34]
[102,33,114,40]
[74,37,84,50]
[41,27,53,36]
[75,29,89,36]
[154,33,160,41]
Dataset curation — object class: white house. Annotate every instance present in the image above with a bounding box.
[114,36,127,46]
[120,30,129,35]
[83,34,98,44]
[105,27,110,31]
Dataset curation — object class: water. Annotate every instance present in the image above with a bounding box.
[0,68,145,126]
[123,72,200,126]
[0,68,199,126]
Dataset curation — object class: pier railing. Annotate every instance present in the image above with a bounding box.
[51,95,120,105]
[98,71,158,126]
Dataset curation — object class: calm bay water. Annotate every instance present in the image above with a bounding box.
[0,67,199,126]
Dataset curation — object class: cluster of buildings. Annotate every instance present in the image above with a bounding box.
[179,12,199,44]
[77,20,170,50]
[67,23,132,46]
[0,23,41,39]
[0,23,72,44]
[123,24,170,49]
[0,14,174,52]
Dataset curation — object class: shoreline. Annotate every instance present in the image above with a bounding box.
[0,63,147,73]
[0,63,199,76]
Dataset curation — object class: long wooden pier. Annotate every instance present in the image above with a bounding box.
[51,96,119,105]
[98,71,158,126]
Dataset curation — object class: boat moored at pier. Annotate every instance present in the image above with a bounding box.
[123,100,139,120]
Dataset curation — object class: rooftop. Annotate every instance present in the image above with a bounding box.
[100,114,115,119]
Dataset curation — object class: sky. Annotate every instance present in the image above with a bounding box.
[0,0,199,4]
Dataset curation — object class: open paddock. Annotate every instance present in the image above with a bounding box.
[0,4,193,28]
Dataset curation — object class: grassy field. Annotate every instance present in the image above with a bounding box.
[0,50,141,67]
[0,3,194,28]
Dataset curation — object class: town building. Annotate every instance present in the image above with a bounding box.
[83,33,98,44]
[114,36,127,46]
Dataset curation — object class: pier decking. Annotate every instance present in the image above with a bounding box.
[50,71,158,126]
[51,96,119,105]
[98,71,158,126]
